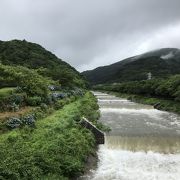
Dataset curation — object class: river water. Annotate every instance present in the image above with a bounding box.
[81,92,180,180]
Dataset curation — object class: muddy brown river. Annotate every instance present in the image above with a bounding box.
[81,92,180,180]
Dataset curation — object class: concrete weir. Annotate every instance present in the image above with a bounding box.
[79,117,105,144]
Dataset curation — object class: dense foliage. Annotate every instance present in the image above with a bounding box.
[94,75,180,102]
[0,64,55,112]
[0,92,99,179]
[0,64,52,97]
[82,48,180,85]
[0,88,15,98]
[0,39,101,179]
[0,39,85,87]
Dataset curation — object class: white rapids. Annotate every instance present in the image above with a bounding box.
[81,92,180,180]
[91,146,180,180]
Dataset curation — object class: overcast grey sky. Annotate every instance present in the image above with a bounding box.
[1,0,180,71]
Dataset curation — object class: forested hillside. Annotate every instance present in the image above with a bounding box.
[0,40,104,179]
[82,48,180,85]
[0,39,85,87]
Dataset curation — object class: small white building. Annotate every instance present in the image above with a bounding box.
[147,72,152,80]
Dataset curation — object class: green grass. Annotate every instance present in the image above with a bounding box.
[0,87,15,99]
[0,92,99,179]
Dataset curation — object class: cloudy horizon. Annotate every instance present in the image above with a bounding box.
[1,0,180,72]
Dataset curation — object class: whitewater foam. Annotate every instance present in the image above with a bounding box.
[86,92,180,180]
[91,146,180,180]
[98,99,129,102]
[100,108,165,120]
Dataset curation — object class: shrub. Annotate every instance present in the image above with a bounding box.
[6,114,36,129]
[22,114,36,126]
[9,102,19,112]
[6,117,22,128]
[8,93,26,106]
[0,64,55,97]
[40,103,48,111]
[54,101,64,110]
[27,96,42,106]
[44,95,54,105]
[51,92,67,99]
[33,108,46,119]
[0,87,15,99]
[0,93,26,112]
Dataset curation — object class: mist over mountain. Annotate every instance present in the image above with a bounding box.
[82,48,180,85]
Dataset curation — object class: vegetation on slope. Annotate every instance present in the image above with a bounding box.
[0,88,15,99]
[94,75,180,114]
[0,39,85,87]
[0,64,53,96]
[0,63,56,116]
[0,92,100,180]
[82,48,180,85]
[0,39,104,179]
[0,39,87,126]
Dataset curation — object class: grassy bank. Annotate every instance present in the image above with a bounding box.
[0,92,100,180]
[102,91,180,114]
[0,88,15,99]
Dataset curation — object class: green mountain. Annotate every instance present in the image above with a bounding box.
[0,39,85,87]
[82,48,180,85]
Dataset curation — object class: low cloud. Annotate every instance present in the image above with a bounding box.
[1,0,180,71]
